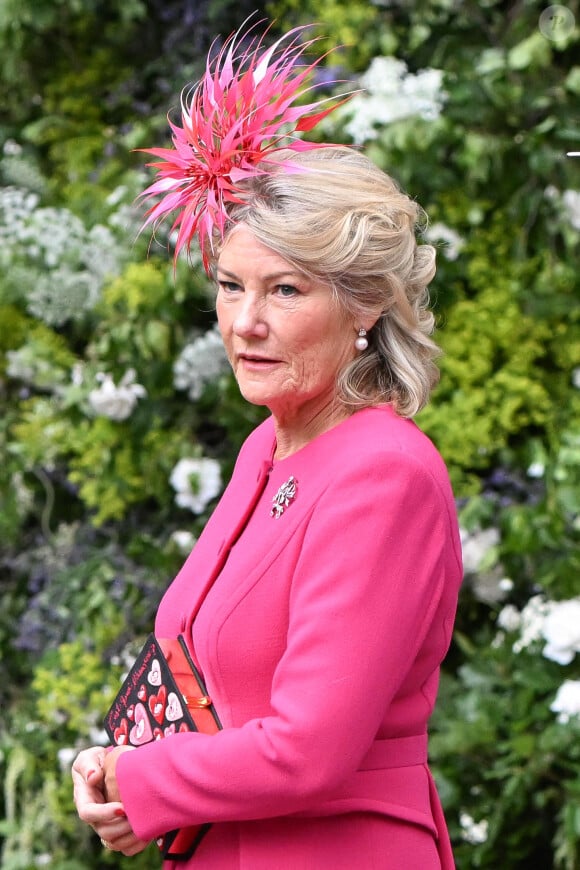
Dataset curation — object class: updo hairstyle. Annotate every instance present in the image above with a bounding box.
[210,146,440,418]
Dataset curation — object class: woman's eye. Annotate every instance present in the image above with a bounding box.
[276,284,299,298]
[218,281,241,293]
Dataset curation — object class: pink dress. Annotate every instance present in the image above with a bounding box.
[116,406,463,868]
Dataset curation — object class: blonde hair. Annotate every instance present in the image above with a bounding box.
[210,146,440,417]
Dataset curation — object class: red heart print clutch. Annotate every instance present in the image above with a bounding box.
[104,634,221,860]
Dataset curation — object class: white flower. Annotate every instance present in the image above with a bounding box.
[26,268,102,325]
[510,594,580,660]
[460,526,500,574]
[170,529,197,553]
[88,369,147,421]
[362,57,409,96]
[11,472,34,514]
[57,746,77,770]
[497,604,521,632]
[0,189,125,323]
[342,57,445,145]
[170,458,222,514]
[0,187,39,236]
[424,222,465,260]
[88,727,110,746]
[83,224,121,281]
[459,811,489,844]
[551,680,580,724]
[71,362,85,387]
[542,599,580,665]
[106,185,129,207]
[173,325,229,400]
[562,189,580,230]
[512,594,551,653]
[544,186,580,232]
[526,461,545,478]
[6,343,68,391]
[3,138,22,156]
[498,577,514,593]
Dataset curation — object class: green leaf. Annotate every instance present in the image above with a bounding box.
[507,32,552,71]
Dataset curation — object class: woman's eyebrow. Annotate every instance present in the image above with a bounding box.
[216,268,303,283]
[215,267,240,280]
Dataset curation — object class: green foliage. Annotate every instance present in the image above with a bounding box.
[418,279,552,491]
[67,418,183,525]
[499,424,580,600]
[0,740,76,870]
[431,629,580,868]
[0,638,160,869]
[10,398,74,469]
[0,0,145,147]
[103,260,173,316]
[33,642,121,738]
[0,305,33,370]
[3,322,78,387]
[28,43,139,214]
[267,0,385,69]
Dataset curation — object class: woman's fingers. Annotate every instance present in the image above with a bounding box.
[98,819,151,856]
[72,746,106,786]
[72,744,149,854]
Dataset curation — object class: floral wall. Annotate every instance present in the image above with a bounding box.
[0,0,579,867]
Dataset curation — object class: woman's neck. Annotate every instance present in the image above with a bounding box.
[272,399,352,461]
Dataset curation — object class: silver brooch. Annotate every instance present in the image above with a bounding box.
[270,476,297,519]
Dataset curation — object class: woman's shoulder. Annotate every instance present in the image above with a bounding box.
[303,405,455,502]
[323,405,444,467]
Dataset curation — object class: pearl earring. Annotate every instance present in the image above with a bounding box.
[355,327,368,351]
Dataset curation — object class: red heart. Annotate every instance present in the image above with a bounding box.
[148,685,167,724]
[179,722,190,733]
[137,684,147,702]
[153,727,164,740]
[127,704,135,720]
[114,719,129,745]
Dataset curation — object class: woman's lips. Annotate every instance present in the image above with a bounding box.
[238,353,281,370]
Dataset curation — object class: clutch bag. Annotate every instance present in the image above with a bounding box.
[104,633,221,860]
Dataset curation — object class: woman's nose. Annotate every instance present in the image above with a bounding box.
[232,294,268,338]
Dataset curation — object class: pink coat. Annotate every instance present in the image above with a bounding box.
[117,406,463,868]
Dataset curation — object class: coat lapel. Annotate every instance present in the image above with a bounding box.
[182,456,274,635]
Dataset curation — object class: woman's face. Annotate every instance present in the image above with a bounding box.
[216,226,357,425]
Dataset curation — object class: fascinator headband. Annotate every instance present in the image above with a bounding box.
[138,20,348,272]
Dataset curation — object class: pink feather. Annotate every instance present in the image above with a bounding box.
[137,20,349,272]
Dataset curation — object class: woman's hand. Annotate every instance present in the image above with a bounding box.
[72,746,151,856]
[102,744,131,802]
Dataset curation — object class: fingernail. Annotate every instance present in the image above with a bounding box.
[86,769,97,779]
[114,808,127,817]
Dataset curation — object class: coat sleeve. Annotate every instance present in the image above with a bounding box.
[116,451,461,841]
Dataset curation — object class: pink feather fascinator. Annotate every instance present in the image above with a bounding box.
[138,20,349,272]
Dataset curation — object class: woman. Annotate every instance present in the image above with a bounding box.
[73,23,462,870]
